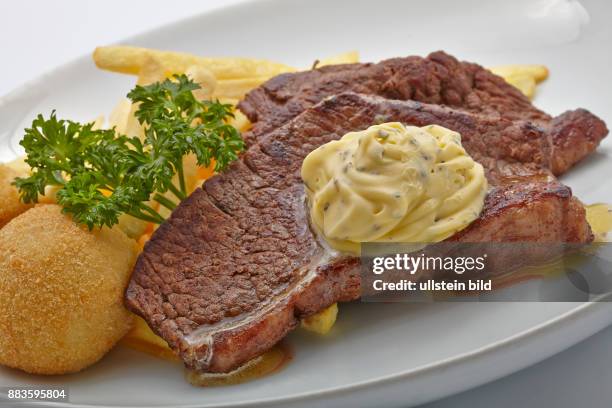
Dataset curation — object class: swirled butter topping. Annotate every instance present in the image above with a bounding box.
[301,122,488,254]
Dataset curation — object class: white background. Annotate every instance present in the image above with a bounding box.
[1,1,610,407]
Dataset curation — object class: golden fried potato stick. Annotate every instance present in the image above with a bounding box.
[108,98,132,135]
[120,56,167,139]
[504,74,537,100]
[210,51,361,99]
[213,76,272,99]
[185,65,217,100]
[121,315,180,362]
[318,50,360,67]
[489,64,549,100]
[94,47,363,102]
[136,55,166,85]
[229,109,252,133]
[93,46,296,80]
[301,303,338,335]
[489,64,549,83]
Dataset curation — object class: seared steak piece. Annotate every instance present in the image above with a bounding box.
[549,109,609,175]
[238,51,607,175]
[238,51,550,144]
[125,93,604,373]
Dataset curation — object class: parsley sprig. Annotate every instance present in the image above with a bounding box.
[13,74,244,229]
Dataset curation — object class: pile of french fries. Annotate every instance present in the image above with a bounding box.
[93,46,361,139]
[90,46,548,361]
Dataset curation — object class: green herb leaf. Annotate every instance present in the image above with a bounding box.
[13,75,244,229]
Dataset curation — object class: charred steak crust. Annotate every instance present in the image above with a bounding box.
[126,93,601,373]
[238,51,551,145]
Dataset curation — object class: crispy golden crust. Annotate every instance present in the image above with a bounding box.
[0,205,138,375]
[0,164,32,228]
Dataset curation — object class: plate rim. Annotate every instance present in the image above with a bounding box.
[3,302,609,408]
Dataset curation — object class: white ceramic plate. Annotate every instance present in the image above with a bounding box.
[1,0,611,407]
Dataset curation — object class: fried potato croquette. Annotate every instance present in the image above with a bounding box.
[0,164,33,228]
[0,205,138,374]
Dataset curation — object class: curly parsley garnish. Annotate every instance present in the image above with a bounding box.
[13,74,244,229]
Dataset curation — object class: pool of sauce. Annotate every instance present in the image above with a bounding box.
[122,322,294,386]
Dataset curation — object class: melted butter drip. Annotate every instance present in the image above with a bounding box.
[185,343,292,387]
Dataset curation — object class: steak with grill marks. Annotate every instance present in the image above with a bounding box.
[125,92,607,373]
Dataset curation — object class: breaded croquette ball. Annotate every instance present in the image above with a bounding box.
[0,205,138,374]
[0,164,32,228]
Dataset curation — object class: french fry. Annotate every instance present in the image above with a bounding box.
[182,154,201,195]
[121,316,180,362]
[91,115,105,130]
[108,98,132,135]
[124,105,143,139]
[488,64,548,100]
[117,213,150,239]
[503,74,537,99]
[93,46,296,80]
[229,109,252,133]
[489,64,549,83]
[213,77,271,100]
[585,204,612,241]
[218,97,240,106]
[122,56,167,139]
[301,303,338,335]
[210,50,361,100]
[185,65,217,100]
[318,50,360,67]
[137,56,166,85]
[107,95,157,239]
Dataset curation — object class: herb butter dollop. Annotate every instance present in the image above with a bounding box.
[301,122,488,254]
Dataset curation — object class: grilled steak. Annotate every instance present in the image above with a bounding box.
[238,51,604,175]
[125,92,606,373]
[239,51,549,142]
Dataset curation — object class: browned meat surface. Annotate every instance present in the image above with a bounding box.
[238,51,550,143]
[451,178,590,243]
[125,93,601,373]
[238,51,607,175]
[550,109,609,175]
